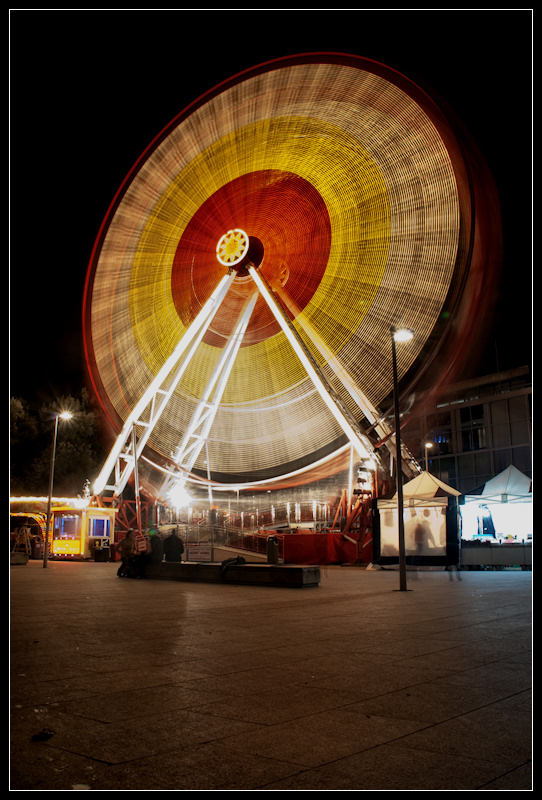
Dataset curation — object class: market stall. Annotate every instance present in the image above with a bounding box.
[460,465,532,568]
[372,472,462,568]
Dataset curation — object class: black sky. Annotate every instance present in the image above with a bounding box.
[9,9,533,408]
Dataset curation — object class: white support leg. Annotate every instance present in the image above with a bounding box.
[248,266,379,466]
[161,291,259,502]
[93,271,235,496]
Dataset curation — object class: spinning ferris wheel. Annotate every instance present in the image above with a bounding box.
[83,53,500,505]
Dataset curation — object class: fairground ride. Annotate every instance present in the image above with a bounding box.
[82,53,502,532]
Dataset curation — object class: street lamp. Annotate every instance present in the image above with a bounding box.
[43,411,73,568]
[424,441,434,471]
[390,326,413,592]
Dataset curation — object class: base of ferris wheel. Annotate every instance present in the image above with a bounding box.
[91,229,417,560]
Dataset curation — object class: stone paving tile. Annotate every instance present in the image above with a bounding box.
[222,706,430,767]
[394,690,532,766]
[50,683,230,724]
[196,682,355,725]
[259,742,526,791]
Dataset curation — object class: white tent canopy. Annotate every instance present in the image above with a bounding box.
[465,465,532,504]
[395,471,461,499]
[378,471,461,509]
[461,465,532,542]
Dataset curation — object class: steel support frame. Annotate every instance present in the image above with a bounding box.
[161,291,259,500]
[93,271,235,497]
[94,264,386,504]
[248,266,379,467]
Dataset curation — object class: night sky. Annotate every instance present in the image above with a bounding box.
[9,9,532,410]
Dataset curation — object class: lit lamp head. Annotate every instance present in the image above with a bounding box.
[391,327,414,343]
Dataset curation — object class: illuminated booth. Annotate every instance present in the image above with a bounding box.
[372,472,462,568]
[459,465,532,568]
[10,498,116,560]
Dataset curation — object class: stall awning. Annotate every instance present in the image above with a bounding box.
[465,465,532,504]
[378,471,461,509]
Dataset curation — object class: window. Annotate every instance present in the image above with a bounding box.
[53,515,79,539]
[512,446,532,475]
[89,518,110,538]
[492,423,511,448]
[434,456,456,485]
[460,404,487,452]
[511,419,530,446]
[461,426,487,451]
[494,449,512,473]
[508,395,527,422]
[491,400,508,425]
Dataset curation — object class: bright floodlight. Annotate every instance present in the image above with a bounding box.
[169,481,192,510]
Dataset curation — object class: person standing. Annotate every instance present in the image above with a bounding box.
[149,530,164,563]
[163,528,184,562]
[116,529,137,576]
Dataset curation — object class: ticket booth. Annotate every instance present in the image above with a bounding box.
[49,506,117,559]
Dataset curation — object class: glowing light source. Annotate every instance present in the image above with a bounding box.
[168,481,192,510]
[392,328,414,343]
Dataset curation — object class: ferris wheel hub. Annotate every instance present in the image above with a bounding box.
[216,229,249,267]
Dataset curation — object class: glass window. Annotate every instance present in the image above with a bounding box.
[509,395,527,421]
[460,404,484,426]
[494,449,512,473]
[491,399,508,424]
[474,451,491,475]
[53,515,79,539]
[437,411,451,427]
[492,423,511,447]
[472,426,487,450]
[434,431,451,455]
[458,454,475,476]
[435,456,456,485]
[511,419,529,446]
[462,427,487,452]
[512,446,532,475]
[89,518,110,538]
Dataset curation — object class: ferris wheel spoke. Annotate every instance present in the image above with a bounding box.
[93,271,236,497]
[161,290,259,504]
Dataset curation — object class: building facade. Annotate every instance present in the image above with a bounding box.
[402,366,532,494]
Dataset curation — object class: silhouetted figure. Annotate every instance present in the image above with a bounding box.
[163,528,184,562]
[149,531,164,563]
[116,530,146,577]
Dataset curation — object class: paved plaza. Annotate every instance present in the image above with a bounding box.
[10,560,532,791]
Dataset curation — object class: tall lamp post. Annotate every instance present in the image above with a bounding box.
[43,411,73,569]
[424,441,434,471]
[390,327,413,592]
